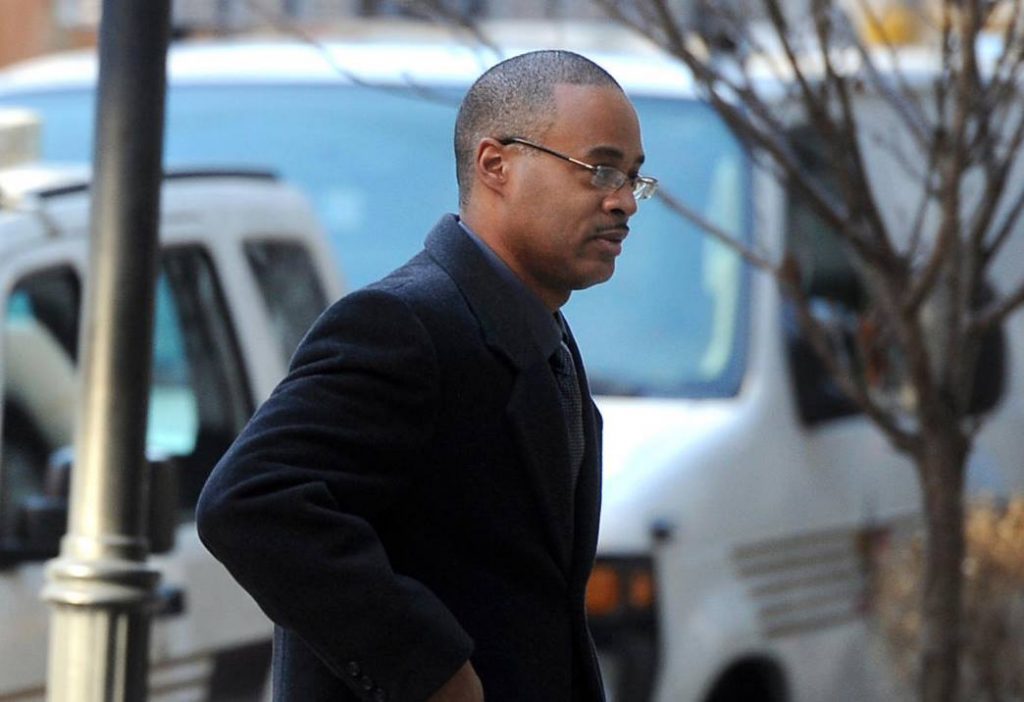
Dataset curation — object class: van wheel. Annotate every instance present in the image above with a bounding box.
[705,658,787,702]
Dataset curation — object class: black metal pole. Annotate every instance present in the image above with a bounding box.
[43,1,172,699]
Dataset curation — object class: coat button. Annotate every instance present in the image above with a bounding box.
[360,675,374,691]
[345,661,360,678]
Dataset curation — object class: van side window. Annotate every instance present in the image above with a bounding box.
[159,246,252,518]
[0,250,251,535]
[783,128,1005,421]
[1,267,80,533]
[244,240,329,364]
[785,127,865,307]
[784,126,863,423]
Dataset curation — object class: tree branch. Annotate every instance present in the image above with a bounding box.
[241,0,465,106]
[904,140,942,260]
[846,0,931,147]
[973,278,1024,332]
[598,0,866,249]
[904,1,973,322]
[987,0,1024,98]
[402,0,505,59]
[816,1,903,260]
[660,178,919,451]
[655,187,776,270]
[780,274,920,452]
[761,0,841,146]
[982,180,1024,267]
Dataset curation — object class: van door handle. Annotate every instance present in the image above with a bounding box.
[154,584,186,618]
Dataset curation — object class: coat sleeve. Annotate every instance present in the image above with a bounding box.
[196,287,473,701]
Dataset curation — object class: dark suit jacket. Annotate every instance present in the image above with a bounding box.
[197,214,605,702]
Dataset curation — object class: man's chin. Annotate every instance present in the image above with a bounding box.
[573,265,616,291]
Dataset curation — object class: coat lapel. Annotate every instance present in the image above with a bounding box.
[425,215,578,573]
[563,328,603,588]
[505,360,575,572]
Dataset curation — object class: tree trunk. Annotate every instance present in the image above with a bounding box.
[917,425,969,702]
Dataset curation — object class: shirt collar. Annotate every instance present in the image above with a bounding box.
[457,218,562,359]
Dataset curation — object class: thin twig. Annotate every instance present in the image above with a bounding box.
[599,0,861,246]
[809,0,904,279]
[241,0,474,107]
[973,278,1024,332]
[655,187,776,270]
[846,0,931,147]
[982,181,1024,268]
[780,273,920,451]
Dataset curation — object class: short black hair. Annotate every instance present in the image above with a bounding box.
[454,49,622,208]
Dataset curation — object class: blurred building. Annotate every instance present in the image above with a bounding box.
[2,0,623,68]
[168,0,613,30]
[0,0,92,68]
[54,0,614,38]
[4,0,800,69]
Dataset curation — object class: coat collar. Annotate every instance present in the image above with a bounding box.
[425,214,556,370]
[425,214,602,578]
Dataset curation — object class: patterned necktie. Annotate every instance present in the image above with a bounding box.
[551,338,585,486]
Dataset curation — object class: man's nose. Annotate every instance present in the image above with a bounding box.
[604,183,638,217]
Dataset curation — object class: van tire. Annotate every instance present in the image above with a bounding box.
[704,658,787,702]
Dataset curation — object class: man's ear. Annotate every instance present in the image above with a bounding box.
[474,138,509,196]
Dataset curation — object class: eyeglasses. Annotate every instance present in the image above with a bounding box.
[499,137,659,201]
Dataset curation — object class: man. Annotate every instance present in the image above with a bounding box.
[196,49,656,701]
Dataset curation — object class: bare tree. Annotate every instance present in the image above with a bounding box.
[590,0,1024,700]
[215,0,1022,696]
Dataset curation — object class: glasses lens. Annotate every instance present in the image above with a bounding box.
[633,177,658,201]
[591,166,627,192]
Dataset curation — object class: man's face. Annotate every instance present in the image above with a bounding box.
[501,83,645,309]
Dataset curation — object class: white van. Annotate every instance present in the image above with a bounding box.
[1,21,1021,701]
[0,156,341,700]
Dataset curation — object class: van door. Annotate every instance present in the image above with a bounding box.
[150,237,330,701]
[0,254,83,702]
[0,242,265,700]
[144,243,271,700]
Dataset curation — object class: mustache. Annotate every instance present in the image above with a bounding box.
[595,224,630,239]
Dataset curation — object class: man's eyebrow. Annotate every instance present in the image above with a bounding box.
[587,145,646,167]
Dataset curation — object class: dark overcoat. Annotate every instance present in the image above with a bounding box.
[196,214,605,701]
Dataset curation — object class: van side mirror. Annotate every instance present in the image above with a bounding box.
[147,455,178,555]
[786,295,1007,425]
[0,451,72,565]
[967,286,1007,416]
[785,299,861,425]
[0,450,179,568]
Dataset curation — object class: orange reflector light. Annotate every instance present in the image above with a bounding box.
[586,564,622,617]
[629,569,655,610]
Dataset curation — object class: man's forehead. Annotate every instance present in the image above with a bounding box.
[547,85,644,161]
[587,144,646,166]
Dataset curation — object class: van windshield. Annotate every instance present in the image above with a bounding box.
[2,82,750,397]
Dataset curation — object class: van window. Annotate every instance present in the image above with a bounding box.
[1,84,751,398]
[783,126,1005,420]
[783,126,866,423]
[159,246,252,516]
[244,240,329,365]
[784,126,865,308]
[0,249,251,534]
[0,267,79,531]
